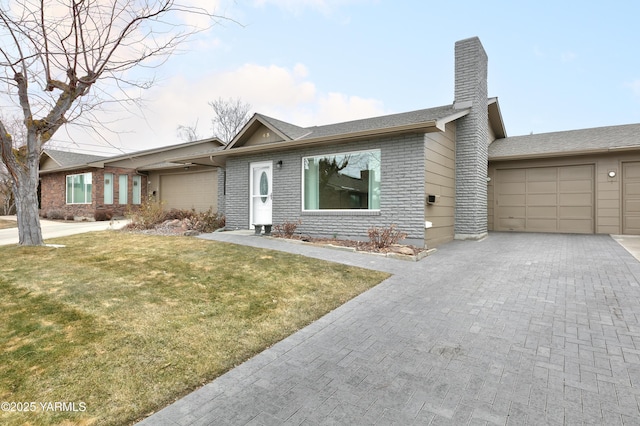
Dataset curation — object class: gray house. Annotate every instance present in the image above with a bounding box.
[43,36,640,245]
[182,37,505,248]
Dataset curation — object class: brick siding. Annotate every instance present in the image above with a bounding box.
[453,37,489,239]
[40,166,147,220]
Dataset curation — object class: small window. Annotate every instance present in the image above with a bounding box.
[66,172,92,204]
[118,175,128,204]
[302,150,380,211]
[132,175,141,205]
[104,173,113,204]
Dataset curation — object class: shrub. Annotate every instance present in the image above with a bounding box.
[273,219,301,238]
[367,224,407,249]
[191,208,225,233]
[45,210,65,220]
[94,209,114,221]
[126,196,165,229]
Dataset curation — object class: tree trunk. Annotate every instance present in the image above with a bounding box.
[12,160,44,246]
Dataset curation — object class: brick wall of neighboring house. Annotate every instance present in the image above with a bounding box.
[40,167,147,220]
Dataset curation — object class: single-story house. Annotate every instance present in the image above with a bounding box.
[39,138,224,220]
[39,36,640,248]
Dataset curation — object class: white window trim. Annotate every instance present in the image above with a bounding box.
[301,149,381,212]
[66,172,92,205]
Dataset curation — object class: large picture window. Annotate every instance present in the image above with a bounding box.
[66,173,92,204]
[303,150,380,210]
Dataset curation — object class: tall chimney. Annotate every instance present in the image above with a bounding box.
[453,37,489,240]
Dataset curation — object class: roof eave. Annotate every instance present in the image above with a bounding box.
[213,120,442,158]
[490,145,640,162]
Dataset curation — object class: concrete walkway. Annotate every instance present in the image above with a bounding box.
[138,231,640,425]
[0,215,129,246]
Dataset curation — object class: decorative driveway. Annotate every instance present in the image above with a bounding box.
[139,232,640,425]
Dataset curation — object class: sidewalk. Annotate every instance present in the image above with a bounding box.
[0,215,129,246]
[138,232,640,425]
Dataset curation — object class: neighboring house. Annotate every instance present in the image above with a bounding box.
[39,138,224,219]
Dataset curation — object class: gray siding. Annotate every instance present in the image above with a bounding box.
[225,134,426,245]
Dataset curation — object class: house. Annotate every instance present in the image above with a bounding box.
[39,36,640,247]
[39,138,224,220]
[181,37,502,248]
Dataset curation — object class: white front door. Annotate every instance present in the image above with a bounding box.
[249,161,273,228]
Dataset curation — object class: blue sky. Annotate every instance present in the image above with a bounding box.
[53,0,640,155]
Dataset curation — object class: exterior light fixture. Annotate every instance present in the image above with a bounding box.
[276,160,283,169]
[608,170,617,178]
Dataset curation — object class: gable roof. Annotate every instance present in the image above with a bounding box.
[489,123,640,161]
[40,138,224,174]
[42,149,108,168]
[223,103,487,156]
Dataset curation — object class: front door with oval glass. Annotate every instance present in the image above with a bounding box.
[249,161,272,228]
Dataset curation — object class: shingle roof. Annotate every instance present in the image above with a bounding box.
[489,123,640,159]
[299,105,460,140]
[257,104,461,142]
[43,149,108,167]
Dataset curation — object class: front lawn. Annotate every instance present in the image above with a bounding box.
[0,219,16,229]
[0,232,389,425]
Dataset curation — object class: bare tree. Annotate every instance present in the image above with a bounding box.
[209,97,251,144]
[0,164,15,215]
[176,119,201,142]
[0,0,229,245]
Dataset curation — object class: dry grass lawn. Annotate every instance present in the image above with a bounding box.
[0,231,389,425]
[0,219,16,229]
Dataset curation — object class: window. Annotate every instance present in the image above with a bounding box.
[118,175,128,204]
[132,175,141,205]
[104,173,113,204]
[303,150,380,210]
[66,173,92,204]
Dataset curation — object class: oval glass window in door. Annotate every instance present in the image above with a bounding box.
[260,171,269,203]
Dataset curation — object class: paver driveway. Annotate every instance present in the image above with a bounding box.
[139,232,640,425]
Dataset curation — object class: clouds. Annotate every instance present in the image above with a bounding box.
[54,60,388,153]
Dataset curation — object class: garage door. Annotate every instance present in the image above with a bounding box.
[623,162,640,234]
[495,165,594,233]
[160,170,217,212]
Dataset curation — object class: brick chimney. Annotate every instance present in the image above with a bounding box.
[453,37,489,240]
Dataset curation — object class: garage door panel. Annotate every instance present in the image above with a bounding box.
[500,169,526,182]
[624,163,640,179]
[559,219,593,233]
[560,165,593,180]
[626,200,640,211]
[527,194,556,205]
[496,165,593,234]
[560,180,592,192]
[499,218,525,231]
[560,206,593,219]
[527,181,557,193]
[500,182,526,195]
[500,194,526,206]
[528,206,557,218]
[527,219,557,231]
[625,182,640,196]
[500,206,526,217]
[560,193,593,205]
[527,168,556,181]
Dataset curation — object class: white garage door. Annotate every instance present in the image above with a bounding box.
[160,170,217,212]
[495,165,594,233]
